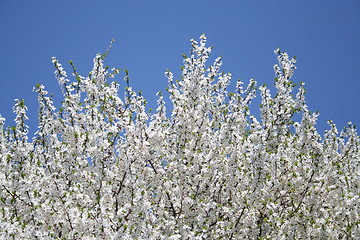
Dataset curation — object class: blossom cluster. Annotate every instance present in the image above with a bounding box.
[0,35,358,239]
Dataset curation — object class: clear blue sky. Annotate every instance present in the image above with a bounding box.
[0,0,359,135]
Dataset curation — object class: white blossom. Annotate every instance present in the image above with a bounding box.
[0,35,358,239]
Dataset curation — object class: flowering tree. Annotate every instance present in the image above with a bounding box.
[0,35,359,239]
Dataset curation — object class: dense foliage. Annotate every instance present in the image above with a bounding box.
[0,35,359,239]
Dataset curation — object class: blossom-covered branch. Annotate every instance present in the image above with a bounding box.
[0,35,358,239]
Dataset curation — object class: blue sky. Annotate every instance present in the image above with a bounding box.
[0,0,359,135]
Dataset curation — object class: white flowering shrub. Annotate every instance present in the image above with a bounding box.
[0,35,359,239]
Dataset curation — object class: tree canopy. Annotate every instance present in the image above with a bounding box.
[0,35,359,239]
